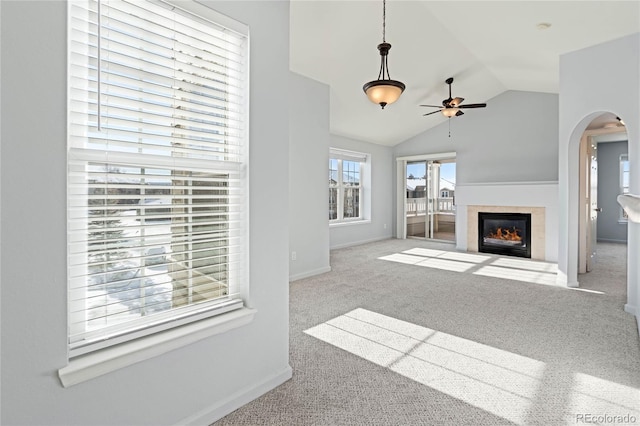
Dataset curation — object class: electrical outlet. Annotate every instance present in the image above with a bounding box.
[291,251,297,261]
[383,223,387,229]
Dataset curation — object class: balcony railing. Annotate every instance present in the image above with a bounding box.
[406,197,455,216]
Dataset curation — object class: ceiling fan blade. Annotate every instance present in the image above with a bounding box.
[419,104,442,108]
[455,110,465,116]
[459,103,487,109]
[450,97,464,106]
[422,110,442,117]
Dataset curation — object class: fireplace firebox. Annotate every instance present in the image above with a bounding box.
[478,212,531,258]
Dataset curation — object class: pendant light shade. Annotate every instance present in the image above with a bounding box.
[363,1,405,109]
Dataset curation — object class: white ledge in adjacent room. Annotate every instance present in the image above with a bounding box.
[58,307,256,388]
[330,219,371,228]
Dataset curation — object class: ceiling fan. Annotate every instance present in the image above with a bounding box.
[420,77,487,118]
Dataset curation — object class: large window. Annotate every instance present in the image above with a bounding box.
[620,154,630,220]
[329,148,368,223]
[68,0,248,356]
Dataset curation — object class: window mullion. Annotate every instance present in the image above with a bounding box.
[337,159,344,221]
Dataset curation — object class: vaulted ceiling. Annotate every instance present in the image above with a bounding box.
[290,1,640,146]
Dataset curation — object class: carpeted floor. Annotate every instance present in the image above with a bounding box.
[214,239,640,426]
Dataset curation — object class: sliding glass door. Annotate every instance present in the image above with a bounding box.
[404,159,456,241]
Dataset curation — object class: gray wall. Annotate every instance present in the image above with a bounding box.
[1,1,291,424]
[597,140,629,243]
[393,90,559,235]
[289,75,393,264]
[394,90,559,184]
[558,33,639,296]
[289,72,331,280]
[329,135,394,249]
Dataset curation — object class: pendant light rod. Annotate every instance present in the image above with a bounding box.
[362,0,405,109]
[382,0,386,42]
[376,43,392,80]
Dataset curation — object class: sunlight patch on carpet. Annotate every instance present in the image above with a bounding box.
[567,287,606,295]
[569,372,640,414]
[415,257,476,272]
[473,265,558,286]
[305,308,639,425]
[378,247,564,287]
[377,253,430,265]
[491,257,557,273]
[401,248,448,258]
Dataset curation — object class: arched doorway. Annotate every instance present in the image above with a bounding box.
[576,113,628,296]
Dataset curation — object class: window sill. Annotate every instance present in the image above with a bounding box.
[618,220,629,224]
[330,219,371,228]
[58,307,256,388]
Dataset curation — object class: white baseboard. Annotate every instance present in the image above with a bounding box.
[330,236,391,250]
[290,266,331,282]
[555,274,579,288]
[624,304,640,337]
[625,304,637,316]
[597,238,627,244]
[177,365,293,426]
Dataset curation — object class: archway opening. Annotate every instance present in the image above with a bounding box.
[576,112,628,298]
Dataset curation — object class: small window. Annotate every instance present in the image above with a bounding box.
[620,154,630,221]
[329,148,368,223]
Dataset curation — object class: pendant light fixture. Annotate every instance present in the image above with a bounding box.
[363,0,405,109]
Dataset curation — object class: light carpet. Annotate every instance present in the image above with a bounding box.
[214,239,640,426]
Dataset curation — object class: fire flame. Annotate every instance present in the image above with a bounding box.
[487,227,522,241]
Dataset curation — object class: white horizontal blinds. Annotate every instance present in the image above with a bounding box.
[69,0,245,160]
[68,0,248,355]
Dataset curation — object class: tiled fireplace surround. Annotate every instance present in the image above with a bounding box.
[468,205,545,260]
[454,182,558,262]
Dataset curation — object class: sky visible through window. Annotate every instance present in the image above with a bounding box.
[407,162,456,188]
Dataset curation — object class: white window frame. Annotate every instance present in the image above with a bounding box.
[62,0,251,383]
[620,153,630,221]
[329,148,369,224]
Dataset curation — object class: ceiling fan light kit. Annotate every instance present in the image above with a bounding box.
[363,0,405,109]
[441,107,459,117]
[420,77,487,118]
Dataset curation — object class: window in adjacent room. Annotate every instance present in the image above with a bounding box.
[620,154,630,221]
[67,0,249,356]
[329,148,369,223]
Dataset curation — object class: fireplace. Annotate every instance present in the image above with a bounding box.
[478,212,531,258]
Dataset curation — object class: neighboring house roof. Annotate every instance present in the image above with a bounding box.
[330,171,360,184]
[406,179,456,192]
[406,179,426,191]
